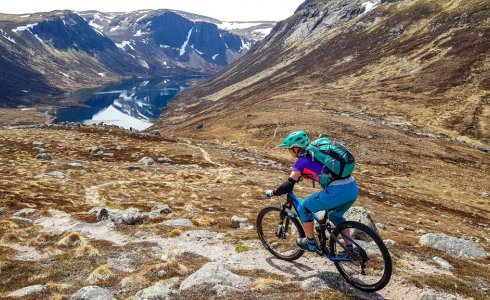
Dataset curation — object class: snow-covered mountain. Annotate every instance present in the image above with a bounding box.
[0,9,276,106]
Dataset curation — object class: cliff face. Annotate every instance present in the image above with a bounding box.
[155,0,490,143]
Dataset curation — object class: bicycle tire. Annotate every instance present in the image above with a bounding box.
[256,205,305,261]
[329,221,392,292]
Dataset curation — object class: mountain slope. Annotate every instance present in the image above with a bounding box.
[154,0,490,144]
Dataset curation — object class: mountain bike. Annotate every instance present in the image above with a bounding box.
[256,192,392,292]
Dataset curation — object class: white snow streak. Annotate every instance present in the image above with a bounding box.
[12,23,37,33]
[179,27,193,56]
[89,19,104,30]
[218,22,263,30]
[212,53,219,60]
[362,1,380,13]
[116,40,135,51]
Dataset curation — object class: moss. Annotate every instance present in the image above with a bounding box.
[235,244,251,253]
[168,229,182,238]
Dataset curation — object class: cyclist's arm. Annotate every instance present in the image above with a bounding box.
[273,171,301,196]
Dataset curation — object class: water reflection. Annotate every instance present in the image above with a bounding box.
[52,78,199,130]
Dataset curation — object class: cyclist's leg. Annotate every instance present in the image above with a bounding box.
[326,182,359,246]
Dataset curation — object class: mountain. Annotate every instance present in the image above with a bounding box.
[0,10,274,107]
[154,0,490,144]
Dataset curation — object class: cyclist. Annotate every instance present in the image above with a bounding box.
[265,130,359,252]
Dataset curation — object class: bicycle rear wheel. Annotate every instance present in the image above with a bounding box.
[256,205,305,261]
[329,221,392,292]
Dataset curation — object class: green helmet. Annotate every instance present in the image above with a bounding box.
[279,131,309,148]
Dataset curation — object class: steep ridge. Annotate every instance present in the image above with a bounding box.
[155,0,490,143]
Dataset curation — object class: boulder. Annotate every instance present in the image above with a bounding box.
[162,218,193,227]
[139,157,155,165]
[67,162,85,170]
[476,145,489,153]
[151,204,172,215]
[420,233,488,259]
[8,285,47,298]
[111,208,145,225]
[420,290,459,300]
[70,286,115,300]
[344,206,379,240]
[179,262,251,296]
[96,208,110,222]
[157,157,173,163]
[231,216,248,229]
[13,208,37,217]
[432,256,454,270]
[134,283,172,300]
[35,153,52,160]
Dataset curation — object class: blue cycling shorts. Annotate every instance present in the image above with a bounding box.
[296,178,359,226]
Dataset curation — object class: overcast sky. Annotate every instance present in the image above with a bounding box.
[1,0,306,21]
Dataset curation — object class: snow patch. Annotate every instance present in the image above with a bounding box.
[180,27,193,56]
[33,34,44,43]
[140,60,149,69]
[20,15,31,18]
[12,23,37,33]
[89,19,104,30]
[85,105,152,130]
[218,22,263,30]
[253,28,273,37]
[98,73,105,77]
[134,30,146,37]
[240,39,251,51]
[109,25,120,32]
[212,54,219,60]
[136,14,148,23]
[191,45,203,55]
[0,29,16,43]
[116,40,135,51]
[362,1,381,14]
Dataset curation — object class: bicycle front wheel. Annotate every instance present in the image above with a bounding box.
[256,205,305,261]
[329,221,392,292]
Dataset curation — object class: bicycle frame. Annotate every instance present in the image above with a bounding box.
[285,192,364,261]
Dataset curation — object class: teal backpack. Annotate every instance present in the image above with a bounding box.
[306,137,356,186]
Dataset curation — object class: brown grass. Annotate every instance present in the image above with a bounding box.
[86,265,115,284]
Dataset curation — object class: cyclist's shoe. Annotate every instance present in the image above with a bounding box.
[296,237,318,252]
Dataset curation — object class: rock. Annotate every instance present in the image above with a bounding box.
[149,130,161,136]
[33,147,45,152]
[196,124,204,129]
[383,239,396,248]
[41,171,69,179]
[7,284,47,298]
[376,223,386,230]
[128,165,142,171]
[139,157,155,165]
[432,256,454,270]
[0,207,5,215]
[416,229,427,234]
[162,218,193,227]
[301,277,330,292]
[70,286,115,300]
[9,216,33,224]
[151,204,172,214]
[157,157,173,163]
[67,162,85,170]
[185,204,197,213]
[480,192,489,197]
[420,233,488,259]
[393,203,404,208]
[134,283,171,300]
[179,262,251,296]
[35,153,52,160]
[420,290,459,300]
[476,145,489,153]
[96,208,110,222]
[13,208,37,217]
[231,216,248,229]
[88,146,101,154]
[32,141,44,146]
[344,206,379,240]
[111,208,144,225]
